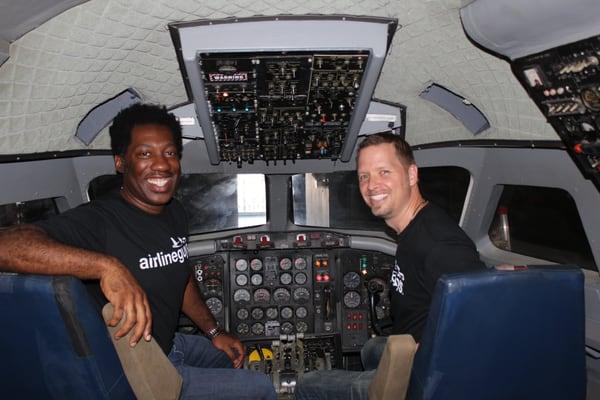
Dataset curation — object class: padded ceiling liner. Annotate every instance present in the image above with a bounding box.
[0,0,555,155]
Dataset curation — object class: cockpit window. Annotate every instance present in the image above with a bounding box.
[89,173,267,234]
[291,167,470,232]
[488,185,596,270]
[177,174,267,234]
[0,198,60,227]
[292,171,389,232]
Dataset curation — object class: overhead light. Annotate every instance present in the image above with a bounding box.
[419,83,489,135]
[75,88,141,145]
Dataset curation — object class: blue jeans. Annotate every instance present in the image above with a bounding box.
[168,333,276,400]
[295,336,388,400]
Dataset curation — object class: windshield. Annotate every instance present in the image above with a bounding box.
[291,167,470,231]
[89,173,267,234]
[177,174,267,234]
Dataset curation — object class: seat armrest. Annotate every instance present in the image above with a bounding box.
[368,334,418,400]
[102,304,183,400]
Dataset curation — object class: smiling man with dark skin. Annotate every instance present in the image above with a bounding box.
[0,103,276,400]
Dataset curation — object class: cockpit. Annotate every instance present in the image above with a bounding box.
[1,0,600,399]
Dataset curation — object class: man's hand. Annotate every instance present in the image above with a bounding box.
[212,332,245,368]
[0,224,152,347]
[99,260,152,347]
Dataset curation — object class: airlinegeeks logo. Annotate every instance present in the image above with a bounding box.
[139,237,188,270]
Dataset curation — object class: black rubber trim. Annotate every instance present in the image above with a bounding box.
[0,149,112,164]
[412,139,566,151]
[53,276,92,357]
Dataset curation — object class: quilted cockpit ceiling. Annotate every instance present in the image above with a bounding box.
[0,0,556,155]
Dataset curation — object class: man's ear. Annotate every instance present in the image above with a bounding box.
[115,155,125,173]
[408,164,419,187]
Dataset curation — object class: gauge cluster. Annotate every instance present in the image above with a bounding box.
[231,251,315,338]
[192,254,227,329]
[189,232,395,351]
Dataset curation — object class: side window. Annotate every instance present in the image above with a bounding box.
[419,166,470,223]
[88,174,122,200]
[488,185,596,270]
[0,198,60,227]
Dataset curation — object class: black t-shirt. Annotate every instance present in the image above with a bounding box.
[36,191,191,354]
[390,202,486,342]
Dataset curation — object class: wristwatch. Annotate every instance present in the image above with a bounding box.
[206,326,223,340]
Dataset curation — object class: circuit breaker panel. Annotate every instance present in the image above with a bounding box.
[199,52,368,164]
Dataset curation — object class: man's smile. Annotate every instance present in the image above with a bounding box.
[147,177,173,188]
[369,193,389,204]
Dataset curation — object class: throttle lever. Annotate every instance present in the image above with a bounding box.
[323,286,332,321]
[367,279,384,335]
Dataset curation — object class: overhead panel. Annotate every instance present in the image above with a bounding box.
[513,35,600,190]
[169,15,397,166]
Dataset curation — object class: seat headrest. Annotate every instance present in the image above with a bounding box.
[408,267,586,400]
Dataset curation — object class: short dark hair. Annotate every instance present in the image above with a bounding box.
[356,132,415,165]
[109,103,183,157]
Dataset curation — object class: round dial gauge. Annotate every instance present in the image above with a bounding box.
[279,257,292,270]
[281,306,293,319]
[295,306,308,319]
[294,272,307,285]
[343,272,361,289]
[253,288,271,303]
[250,258,263,271]
[250,274,263,286]
[237,323,249,335]
[251,307,264,320]
[235,259,248,272]
[296,321,308,333]
[294,257,307,270]
[251,322,264,336]
[206,297,223,315]
[266,307,278,319]
[281,321,294,334]
[236,308,249,320]
[235,274,248,286]
[581,87,600,111]
[273,288,291,303]
[233,289,251,303]
[293,287,310,303]
[343,291,361,308]
[280,273,293,285]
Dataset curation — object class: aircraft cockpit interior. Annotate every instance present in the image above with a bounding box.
[0,1,599,399]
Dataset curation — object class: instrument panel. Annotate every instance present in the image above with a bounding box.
[230,251,315,338]
[190,231,394,352]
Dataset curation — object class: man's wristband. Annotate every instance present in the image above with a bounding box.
[206,326,223,340]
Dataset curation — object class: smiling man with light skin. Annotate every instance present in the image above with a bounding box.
[357,135,427,234]
[0,103,276,400]
[295,132,485,400]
